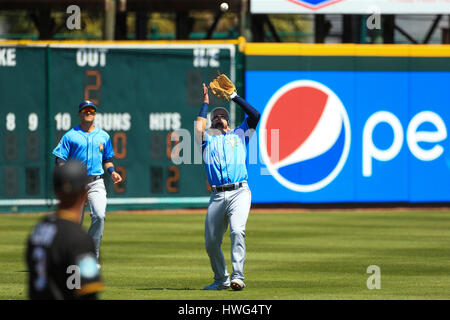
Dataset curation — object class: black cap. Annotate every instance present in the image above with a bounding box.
[78,100,97,112]
[53,160,89,195]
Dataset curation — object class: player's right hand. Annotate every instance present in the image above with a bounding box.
[111,171,123,184]
[203,83,209,104]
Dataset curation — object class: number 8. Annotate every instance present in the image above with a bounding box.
[6,112,15,131]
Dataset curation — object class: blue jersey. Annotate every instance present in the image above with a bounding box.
[202,118,253,187]
[53,126,115,176]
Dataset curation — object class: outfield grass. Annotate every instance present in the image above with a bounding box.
[0,209,449,300]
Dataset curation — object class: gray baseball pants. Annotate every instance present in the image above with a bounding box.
[81,178,107,259]
[204,182,251,285]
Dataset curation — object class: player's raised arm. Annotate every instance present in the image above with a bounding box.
[194,83,209,145]
[231,93,260,129]
[208,73,260,129]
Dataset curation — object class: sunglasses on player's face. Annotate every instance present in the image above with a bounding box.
[212,114,228,121]
[81,108,96,114]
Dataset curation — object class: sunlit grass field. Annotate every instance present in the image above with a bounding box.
[0,209,449,300]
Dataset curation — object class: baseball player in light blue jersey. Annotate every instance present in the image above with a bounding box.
[53,100,123,267]
[195,83,260,291]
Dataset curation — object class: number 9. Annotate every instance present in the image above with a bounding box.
[28,113,38,131]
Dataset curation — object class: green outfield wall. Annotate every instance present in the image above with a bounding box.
[0,40,243,212]
[1,40,450,211]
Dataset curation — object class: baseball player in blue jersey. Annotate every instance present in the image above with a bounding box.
[52,100,123,267]
[195,77,260,291]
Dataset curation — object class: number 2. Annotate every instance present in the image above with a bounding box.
[84,70,101,105]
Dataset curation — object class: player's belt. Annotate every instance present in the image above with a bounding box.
[87,175,102,183]
[211,182,244,193]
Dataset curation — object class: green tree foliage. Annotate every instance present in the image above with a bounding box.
[0,9,311,41]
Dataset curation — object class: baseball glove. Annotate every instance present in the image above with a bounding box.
[209,73,236,101]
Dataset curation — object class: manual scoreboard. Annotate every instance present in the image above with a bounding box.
[0,43,239,211]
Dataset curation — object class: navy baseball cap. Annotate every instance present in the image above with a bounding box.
[78,100,97,112]
[210,107,230,121]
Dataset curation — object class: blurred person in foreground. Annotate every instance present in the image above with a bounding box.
[26,160,104,300]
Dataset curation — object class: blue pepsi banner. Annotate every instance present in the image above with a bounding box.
[245,50,450,203]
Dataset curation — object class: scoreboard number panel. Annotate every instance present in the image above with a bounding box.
[0,43,237,211]
[4,132,18,161]
[0,47,47,206]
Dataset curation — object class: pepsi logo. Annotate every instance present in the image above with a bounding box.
[259,80,351,192]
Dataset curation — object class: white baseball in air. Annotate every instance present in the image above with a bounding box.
[220,2,229,12]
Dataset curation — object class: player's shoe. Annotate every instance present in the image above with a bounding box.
[203,282,230,290]
[230,279,245,291]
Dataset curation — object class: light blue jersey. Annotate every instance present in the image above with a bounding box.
[202,118,253,187]
[53,126,115,176]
